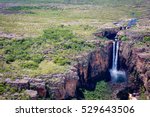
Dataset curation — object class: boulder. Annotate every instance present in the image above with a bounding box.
[25,90,38,100]
[30,82,46,98]
[7,79,29,90]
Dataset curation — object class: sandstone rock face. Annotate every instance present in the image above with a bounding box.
[76,41,112,90]
[40,71,79,100]
[119,32,150,99]
[29,79,46,98]
[65,71,79,98]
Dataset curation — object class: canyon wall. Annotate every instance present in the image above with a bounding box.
[119,33,150,99]
[76,41,112,90]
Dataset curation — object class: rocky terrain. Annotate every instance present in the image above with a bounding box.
[1,19,149,100]
[0,1,150,100]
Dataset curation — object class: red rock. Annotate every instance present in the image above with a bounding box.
[120,33,150,99]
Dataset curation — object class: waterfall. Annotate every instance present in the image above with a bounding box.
[112,41,119,70]
[110,39,126,83]
[112,41,116,69]
[115,41,119,70]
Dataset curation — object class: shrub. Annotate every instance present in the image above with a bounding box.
[42,27,75,42]
[31,54,44,63]
[71,38,84,44]
[53,56,71,66]
[5,54,15,63]
[139,86,147,100]
[121,35,128,41]
[0,84,5,95]
[143,36,150,42]
[3,38,44,64]
[21,61,39,69]
[6,6,42,11]
[84,81,112,100]
[9,87,18,94]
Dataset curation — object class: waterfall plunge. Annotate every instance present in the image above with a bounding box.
[110,40,126,83]
[112,41,119,70]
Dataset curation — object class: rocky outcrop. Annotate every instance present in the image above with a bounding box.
[5,78,29,90]
[119,32,150,99]
[25,90,38,100]
[4,70,79,100]
[29,78,46,98]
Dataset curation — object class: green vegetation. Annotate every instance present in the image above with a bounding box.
[21,61,39,69]
[143,36,150,42]
[0,83,30,100]
[0,0,149,100]
[0,0,146,39]
[0,84,5,95]
[134,36,150,47]
[120,35,129,41]
[1,38,44,64]
[6,6,47,11]
[0,26,95,77]
[139,86,147,100]
[0,83,17,95]
[84,81,112,100]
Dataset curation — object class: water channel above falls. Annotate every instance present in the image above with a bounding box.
[109,39,127,83]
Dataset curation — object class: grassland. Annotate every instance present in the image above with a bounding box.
[0,0,147,38]
[0,0,149,100]
[0,0,149,79]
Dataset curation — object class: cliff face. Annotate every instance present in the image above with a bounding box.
[119,35,150,99]
[76,41,112,90]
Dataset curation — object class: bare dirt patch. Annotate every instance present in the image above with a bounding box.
[0,31,23,39]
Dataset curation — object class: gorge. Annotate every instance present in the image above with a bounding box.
[1,19,150,100]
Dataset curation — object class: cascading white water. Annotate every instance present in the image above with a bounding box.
[112,41,116,69]
[110,39,126,83]
[112,41,119,70]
